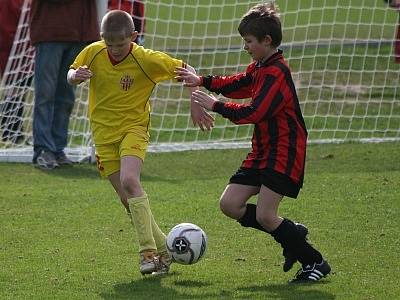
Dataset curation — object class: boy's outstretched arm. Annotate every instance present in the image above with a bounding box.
[191,90,218,111]
[67,66,93,85]
[183,65,214,131]
[175,66,202,87]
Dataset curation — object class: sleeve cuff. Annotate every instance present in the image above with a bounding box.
[202,76,213,89]
[212,101,224,113]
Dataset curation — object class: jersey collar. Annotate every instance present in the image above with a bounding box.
[256,49,283,67]
[108,43,134,66]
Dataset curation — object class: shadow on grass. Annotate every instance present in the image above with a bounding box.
[237,282,335,299]
[35,163,101,179]
[99,275,335,300]
[99,275,218,300]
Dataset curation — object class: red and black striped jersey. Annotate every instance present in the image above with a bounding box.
[201,50,307,186]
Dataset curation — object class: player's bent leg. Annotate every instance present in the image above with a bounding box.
[120,155,145,198]
[120,156,171,274]
[126,209,160,275]
[270,217,327,281]
[219,183,259,220]
[147,198,172,275]
[256,186,311,273]
[108,171,130,210]
[128,195,158,274]
[282,223,308,272]
[102,145,159,275]
[255,186,283,232]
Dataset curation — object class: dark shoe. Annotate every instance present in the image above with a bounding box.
[290,259,331,283]
[56,153,74,165]
[34,150,59,170]
[282,223,308,272]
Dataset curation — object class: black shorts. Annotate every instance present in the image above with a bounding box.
[229,167,302,198]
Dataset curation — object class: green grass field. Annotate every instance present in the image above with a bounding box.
[1,142,399,299]
[1,2,400,298]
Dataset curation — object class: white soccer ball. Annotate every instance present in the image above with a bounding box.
[166,223,207,265]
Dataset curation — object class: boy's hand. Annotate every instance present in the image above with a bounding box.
[68,65,93,85]
[72,66,93,81]
[191,90,217,111]
[190,100,214,131]
[175,67,201,87]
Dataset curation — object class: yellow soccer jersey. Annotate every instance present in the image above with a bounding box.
[70,40,185,145]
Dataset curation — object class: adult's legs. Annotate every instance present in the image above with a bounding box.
[32,42,63,160]
[52,42,87,156]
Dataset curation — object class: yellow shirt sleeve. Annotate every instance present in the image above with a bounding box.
[137,47,184,83]
[70,45,91,70]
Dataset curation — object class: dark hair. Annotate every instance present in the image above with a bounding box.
[101,10,135,39]
[238,2,282,47]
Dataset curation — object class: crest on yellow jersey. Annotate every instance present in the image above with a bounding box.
[120,75,133,91]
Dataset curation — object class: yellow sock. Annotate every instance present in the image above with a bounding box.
[128,194,156,253]
[128,194,167,253]
[148,205,167,253]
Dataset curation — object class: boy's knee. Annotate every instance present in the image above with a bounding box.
[256,213,277,232]
[120,175,141,195]
[219,197,230,215]
[219,196,243,220]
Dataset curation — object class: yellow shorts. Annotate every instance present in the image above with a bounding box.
[95,130,149,177]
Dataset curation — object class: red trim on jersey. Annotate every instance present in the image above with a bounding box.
[107,43,133,65]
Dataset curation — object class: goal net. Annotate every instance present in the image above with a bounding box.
[1,0,399,162]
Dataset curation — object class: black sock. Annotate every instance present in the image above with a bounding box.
[270,218,323,266]
[237,203,267,232]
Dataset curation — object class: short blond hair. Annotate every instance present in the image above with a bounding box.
[101,10,134,39]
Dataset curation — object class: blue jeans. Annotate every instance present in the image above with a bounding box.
[32,42,87,161]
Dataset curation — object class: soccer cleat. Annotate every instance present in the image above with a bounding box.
[56,153,74,165]
[139,250,158,275]
[34,150,59,170]
[152,251,172,275]
[282,223,309,272]
[290,259,331,283]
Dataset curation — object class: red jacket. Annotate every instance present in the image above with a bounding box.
[29,0,99,45]
[0,0,24,75]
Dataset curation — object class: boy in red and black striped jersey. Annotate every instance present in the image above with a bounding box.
[176,2,331,283]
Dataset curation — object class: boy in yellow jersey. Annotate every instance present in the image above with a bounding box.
[67,10,213,275]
